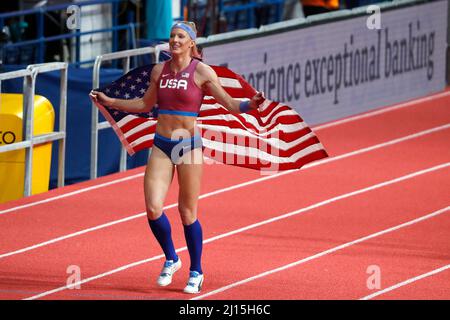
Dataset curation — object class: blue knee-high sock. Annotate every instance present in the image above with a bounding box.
[148,213,178,262]
[183,219,203,274]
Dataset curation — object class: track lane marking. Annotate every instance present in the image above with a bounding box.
[23,162,450,300]
[2,90,449,215]
[1,124,448,260]
[192,205,450,300]
[360,264,450,300]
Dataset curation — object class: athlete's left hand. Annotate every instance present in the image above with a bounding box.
[250,91,265,110]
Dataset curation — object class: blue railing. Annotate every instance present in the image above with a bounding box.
[0,0,286,66]
[180,0,285,35]
[0,0,137,66]
[219,0,285,31]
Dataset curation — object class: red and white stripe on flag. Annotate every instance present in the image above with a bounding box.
[92,65,328,172]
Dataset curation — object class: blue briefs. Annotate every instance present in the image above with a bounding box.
[153,133,203,164]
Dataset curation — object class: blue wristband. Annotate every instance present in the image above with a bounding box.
[239,100,251,113]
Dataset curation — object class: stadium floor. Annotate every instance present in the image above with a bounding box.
[0,89,449,300]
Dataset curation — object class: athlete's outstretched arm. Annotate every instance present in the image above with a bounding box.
[198,63,264,113]
[89,64,161,113]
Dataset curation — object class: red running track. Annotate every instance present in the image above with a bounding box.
[0,90,449,300]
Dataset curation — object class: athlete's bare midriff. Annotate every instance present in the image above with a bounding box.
[155,114,199,139]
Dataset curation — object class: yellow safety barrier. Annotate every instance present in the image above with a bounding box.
[0,93,55,203]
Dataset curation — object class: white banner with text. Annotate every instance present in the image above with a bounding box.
[203,1,448,125]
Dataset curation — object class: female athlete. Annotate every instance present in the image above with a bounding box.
[90,21,264,294]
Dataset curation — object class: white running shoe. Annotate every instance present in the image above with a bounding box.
[157,258,182,286]
[183,271,204,294]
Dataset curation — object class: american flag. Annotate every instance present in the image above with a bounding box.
[91,64,328,171]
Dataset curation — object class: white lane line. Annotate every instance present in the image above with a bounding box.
[360,264,450,300]
[23,162,450,300]
[1,124,449,260]
[313,90,450,131]
[0,173,144,215]
[2,90,448,215]
[192,206,450,300]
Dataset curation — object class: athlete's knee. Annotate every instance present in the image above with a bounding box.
[178,205,197,225]
[146,202,164,220]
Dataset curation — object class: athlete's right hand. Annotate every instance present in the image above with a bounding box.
[89,90,115,107]
[250,91,265,110]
